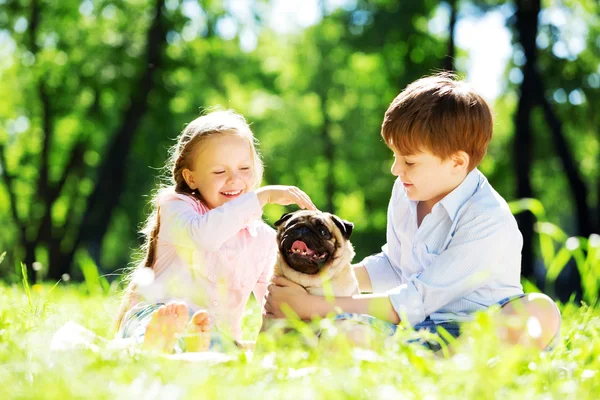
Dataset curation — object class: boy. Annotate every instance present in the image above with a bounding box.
[264,73,561,350]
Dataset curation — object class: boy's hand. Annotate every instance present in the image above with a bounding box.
[263,276,314,319]
[256,186,317,211]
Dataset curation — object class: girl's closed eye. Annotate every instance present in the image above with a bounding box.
[213,170,226,175]
[239,166,251,171]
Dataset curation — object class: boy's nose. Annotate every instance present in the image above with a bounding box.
[391,160,402,177]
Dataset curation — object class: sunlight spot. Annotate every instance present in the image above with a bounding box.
[588,234,600,248]
[559,380,578,394]
[288,367,316,379]
[581,369,596,380]
[352,348,381,362]
[528,362,537,371]
[453,353,474,371]
[527,317,542,339]
[565,237,580,251]
[376,385,403,398]
[61,273,70,282]
[260,352,276,369]
[132,267,155,287]
[32,262,43,271]
[14,17,28,33]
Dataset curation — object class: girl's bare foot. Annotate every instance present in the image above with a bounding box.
[142,302,189,353]
[182,309,212,352]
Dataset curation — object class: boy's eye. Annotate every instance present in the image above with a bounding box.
[405,162,415,166]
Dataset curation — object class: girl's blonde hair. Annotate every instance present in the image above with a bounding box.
[114,110,263,332]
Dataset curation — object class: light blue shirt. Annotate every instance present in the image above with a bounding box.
[362,169,523,326]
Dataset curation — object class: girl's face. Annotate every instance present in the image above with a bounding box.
[183,133,256,209]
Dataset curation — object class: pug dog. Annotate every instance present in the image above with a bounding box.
[272,210,359,297]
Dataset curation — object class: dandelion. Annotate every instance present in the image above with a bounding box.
[61,273,70,282]
[32,262,43,271]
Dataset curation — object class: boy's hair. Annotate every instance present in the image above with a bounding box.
[114,109,263,332]
[381,73,493,170]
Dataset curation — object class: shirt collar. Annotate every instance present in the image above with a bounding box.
[438,168,482,221]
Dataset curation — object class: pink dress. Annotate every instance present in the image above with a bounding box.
[135,189,277,341]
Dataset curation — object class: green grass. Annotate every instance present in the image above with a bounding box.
[1,283,599,400]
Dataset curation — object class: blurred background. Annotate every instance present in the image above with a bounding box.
[0,0,598,301]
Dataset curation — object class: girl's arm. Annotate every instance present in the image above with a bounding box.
[253,230,278,307]
[161,186,316,252]
[160,192,263,251]
[264,276,401,324]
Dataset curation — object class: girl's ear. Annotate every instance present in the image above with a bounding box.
[182,168,197,190]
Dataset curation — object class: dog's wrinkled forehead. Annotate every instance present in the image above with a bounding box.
[274,210,328,229]
[274,210,354,240]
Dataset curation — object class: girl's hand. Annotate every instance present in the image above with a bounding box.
[256,185,317,210]
[263,276,314,319]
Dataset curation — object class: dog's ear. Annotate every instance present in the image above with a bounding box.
[274,212,294,228]
[331,215,354,240]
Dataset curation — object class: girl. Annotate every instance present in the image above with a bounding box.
[115,109,316,353]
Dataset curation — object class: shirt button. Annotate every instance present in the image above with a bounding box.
[212,301,219,307]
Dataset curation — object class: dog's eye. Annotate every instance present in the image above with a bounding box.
[318,227,328,237]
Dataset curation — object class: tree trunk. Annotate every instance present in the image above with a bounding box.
[513,0,541,279]
[536,84,593,236]
[46,0,168,280]
[319,0,335,213]
[444,0,457,72]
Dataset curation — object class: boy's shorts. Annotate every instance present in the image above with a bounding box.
[333,293,534,351]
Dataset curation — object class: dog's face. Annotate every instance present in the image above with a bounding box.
[274,210,354,275]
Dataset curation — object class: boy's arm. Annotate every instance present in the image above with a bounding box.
[359,247,403,293]
[352,264,373,293]
[386,211,521,326]
[264,276,400,324]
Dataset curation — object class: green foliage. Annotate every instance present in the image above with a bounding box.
[77,249,110,296]
[1,283,600,399]
[0,0,597,286]
[509,199,600,305]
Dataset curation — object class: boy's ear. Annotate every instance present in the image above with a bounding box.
[274,213,294,228]
[331,215,354,240]
[182,168,197,190]
[452,151,470,171]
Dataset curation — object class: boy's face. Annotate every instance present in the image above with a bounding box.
[390,149,469,208]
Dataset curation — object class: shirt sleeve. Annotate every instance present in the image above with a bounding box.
[388,210,520,326]
[253,227,277,307]
[362,178,404,293]
[159,191,263,251]
[362,246,403,293]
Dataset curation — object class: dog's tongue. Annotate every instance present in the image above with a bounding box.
[291,240,315,256]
